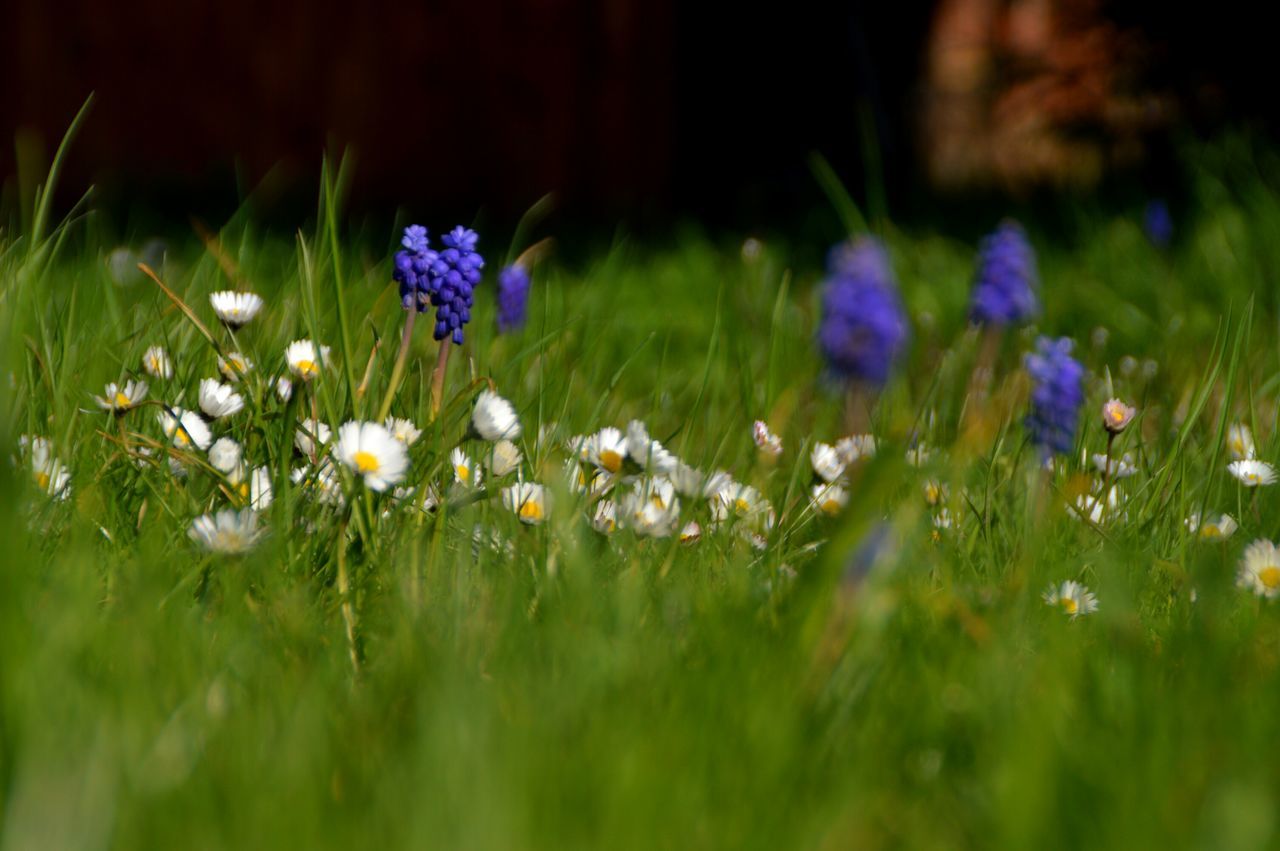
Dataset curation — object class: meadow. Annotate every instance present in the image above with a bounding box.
[5,136,1280,850]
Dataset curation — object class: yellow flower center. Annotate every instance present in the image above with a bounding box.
[1060,597,1079,615]
[455,464,470,482]
[114,392,132,408]
[734,498,751,514]
[925,485,940,504]
[821,499,842,516]
[149,356,162,373]
[35,471,50,489]
[175,429,191,448]
[600,449,623,473]
[650,494,666,508]
[519,500,543,522]
[1260,566,1280,590]
[296,360,318,378]
[1231,438,1245,455]
[238,482,250,499]
[1247,473,1260,484]
[1200,524,1220,539]
[353,450,380,474]
[1109,408,1125,424]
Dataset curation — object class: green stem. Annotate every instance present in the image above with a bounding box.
[376,308,416,423]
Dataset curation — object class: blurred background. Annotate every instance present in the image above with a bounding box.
[0,0,1274,236]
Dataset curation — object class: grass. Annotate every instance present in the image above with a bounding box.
[5,135,1280,849]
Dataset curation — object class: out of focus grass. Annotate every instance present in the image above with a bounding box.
[5,136,1280,850]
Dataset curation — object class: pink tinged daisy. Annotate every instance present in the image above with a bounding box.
[334,421,409,492]
[158,407,213,451]
[189,509,264,554]
[502,481,550,525]
[679,521,702,543]
[142,346,173,380]
[1228,460,1277,488]
[284,339,329,382]
[210,291,264,327]
[95,379,148,413]
[198,378,245,419]
[218,352,254,382]
[1101,398,1136,434]
[1042,580,1099,618]
[1238,539,1280,598]
[753,420,782,456]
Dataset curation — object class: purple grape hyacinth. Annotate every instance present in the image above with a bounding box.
[1024,336,1085,456]
[427,226,485,345]
[817,237,909,386]
[1144,200,1173,248]
[969,221,1038,326]
[496,264,531,334]
[392,224,438,312]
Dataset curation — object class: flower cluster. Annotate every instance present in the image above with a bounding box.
[426,227,485,344]
[817,237,909,386]
[970,221,1038,325]
[392,225,437,312]
[1024,336,1085,455]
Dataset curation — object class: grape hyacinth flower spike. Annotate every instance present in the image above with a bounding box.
[970,220,1038,326]
[816,237,909,388]
[427,226,484,346]
[1024,336,1085,457]
[496,263,531,334]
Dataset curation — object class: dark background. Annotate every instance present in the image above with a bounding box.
[0,0,1273,237]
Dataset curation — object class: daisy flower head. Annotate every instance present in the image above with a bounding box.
[488,439,523,478]
[384,416,422,446]
[450,447,482,488]
[276,376,293,402]
[620,477,681,538]
[22,438,71,500]
[565,460,612,498]
[1228,460,1277,488]
[158,406,212,451]
[210,291,264,327]
[932,508,953,530]
[189,509,264,554]
[1042,580,1098,618]
[294,419,332,457]
[285,340,328,382]
[1228,423,1256,461]
[198,378,245,419]
[217,352,254,382]
[1092,452,1137,479]
[472,389,522,441]
[680,521,702,544]
[142,345,173,380]
[292,460,345,507]
[810,442,846,483]
[835,434,876,465]
[1101,398,1136,434]
[1238,539,1280,598]
[95,379,148,414]
[753,420,783,456]
[711,482,775,532]
[810,482,849,517]
[208,437,244,481]
[247,466,273,510]
[625,420,679,474]
[923,479,948,506]
[591,500,619,535]
[586,427,628,474]
[905,443,933,467]
[1186,513,1237,541]
[502,480,550,525]
[334,421,409,492]
[1070,485,1124,525]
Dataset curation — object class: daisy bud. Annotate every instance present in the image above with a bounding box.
[753,420,782,456]
[1101,398,1136,434]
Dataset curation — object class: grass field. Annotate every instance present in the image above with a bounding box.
[5,137,1280,850]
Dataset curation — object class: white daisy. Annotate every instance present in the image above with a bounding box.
[1185,512,1237,541]
[753,420,783,455]
[906,443,933,467]
[620,477,681,538]
[923,479,948,506]
[835,434,876,465]
[711,482,775,532]
[247,466,272,510]
[932,508,953,530]
[625,420,679,474]
[565,460,613,497]
[284,339,329,382]
[1228,423,1256,461]
[208,437,244,480]
[334,421,409,492]
[1071,485,1124,525]
[384,416,422,446]
[1101,398,1136,434]
[188,509,263,554]
[198,378,245,419]
[210,290,264,326]
[450,447,482,488]
[94,379,148,413]
[292,461,345,507]
[585,427,628,474]
[23,438,71,501]
[1043,580,1099,617]
[679,521,702,543]
[810,483,849,516]
[1092,452,1137,479]
[142,346,173,380]
[294,419,332,457]
[669,461,707,498]
[488,439,522,477]
[472,389,521,441]
[501,481,550,525]
[1238,539,1280,599]
[276,376,293,402]
[158,406,213,451]
[217,351,254,382]
[810,442,846,482]
[1229,460,1277,488]
[591,500,619,535]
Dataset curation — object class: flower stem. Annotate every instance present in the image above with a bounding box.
[429,338,452,423]
[376,308,416,423]
[336,519,360,675]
